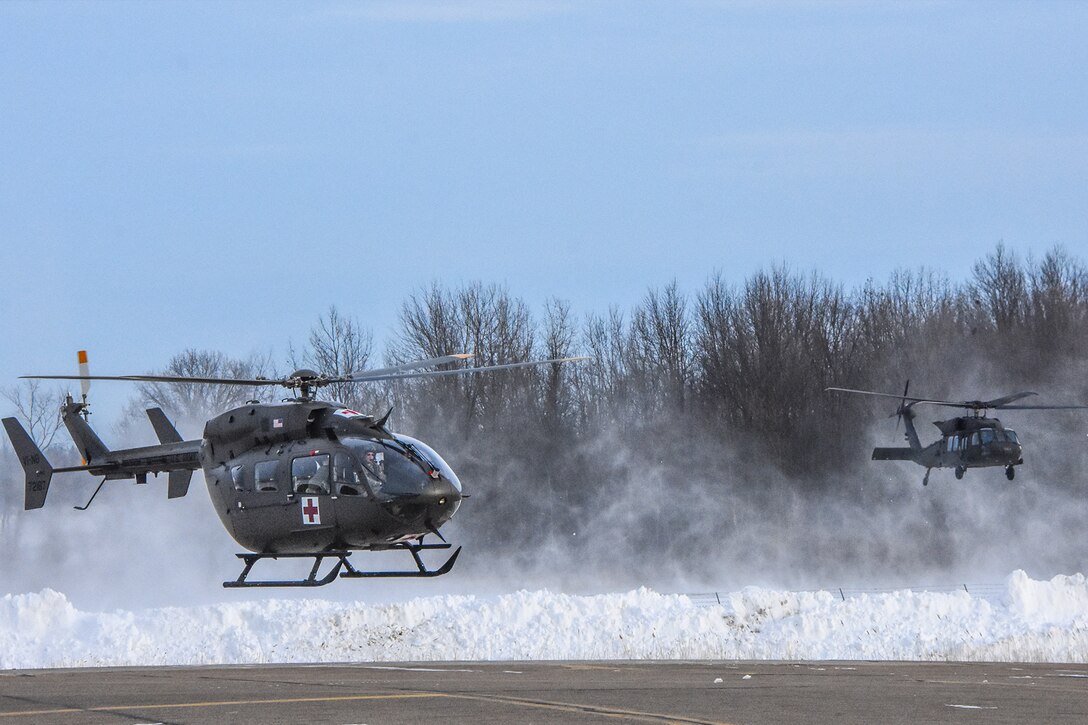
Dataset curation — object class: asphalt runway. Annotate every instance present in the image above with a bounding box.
[1,661,1086,724]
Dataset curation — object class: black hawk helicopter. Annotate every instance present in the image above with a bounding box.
[3,351,585,587]
[827,382,1088,486]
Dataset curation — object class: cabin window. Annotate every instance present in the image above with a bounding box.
[946,438,954,452]
[970,432,980,446]
[230,465,245,491]
[255,460,278,492]
[291,454,330,495]
[980,429,995,445]
[334,452,366,496]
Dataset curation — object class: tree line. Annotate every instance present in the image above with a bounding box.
[4,243,1088,555]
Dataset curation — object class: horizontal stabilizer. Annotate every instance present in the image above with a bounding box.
[2,418,53,510]
[872,447,916,461]
[168,469,193,499]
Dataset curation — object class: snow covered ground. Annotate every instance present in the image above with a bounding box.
[1,570,1085,669]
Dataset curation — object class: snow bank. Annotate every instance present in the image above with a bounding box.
[2,571,1086,669]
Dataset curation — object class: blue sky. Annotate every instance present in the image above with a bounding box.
[2,1,1087,423]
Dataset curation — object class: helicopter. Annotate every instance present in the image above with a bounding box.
[3,350,585,588]
[826,382,1088,486]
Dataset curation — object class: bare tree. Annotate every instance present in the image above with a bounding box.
[388,282,475,434]
[290,306,374,409]
[1028,246,1088,352]
[579,307,634,426]
[693,266,860,475]
[631,281,692,415]
[1,379,67,449]
[390,282,535,437]
[133,349,275,436]
[0,381,69,518]
[540,297,578,433]
[970,243,1027,335]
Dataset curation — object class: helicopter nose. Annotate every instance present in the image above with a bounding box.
[998,441,1022,459]
[419,477,461,527]
[420,476,461,508]
[377,473,462,524]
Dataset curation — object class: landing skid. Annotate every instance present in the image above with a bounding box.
[223,542,461,588]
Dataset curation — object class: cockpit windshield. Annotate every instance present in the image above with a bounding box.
[394,435,462,492]
[344,438,429,497]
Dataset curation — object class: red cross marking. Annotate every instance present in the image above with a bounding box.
[302,497,320,524]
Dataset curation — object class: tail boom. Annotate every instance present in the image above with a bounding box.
[4,416,202,509]
[85,440,203,480]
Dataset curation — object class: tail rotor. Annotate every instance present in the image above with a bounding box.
[62,350,110,464]
[76,350,91,420]
[893,379,910,431]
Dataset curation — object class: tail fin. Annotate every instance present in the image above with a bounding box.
[146,407,183,444]
[2,418,54,509]
[62,397,110,464]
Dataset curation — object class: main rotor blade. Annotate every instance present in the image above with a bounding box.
[924,392,1039,409]
[826,387,948,406]
[982,392,1037,408]
[337,353,473,382]
[993,404,1088,410]
[828,386,1083,411]
[22,374,281,386]
[24,354,587,389]
[349,356,590,383]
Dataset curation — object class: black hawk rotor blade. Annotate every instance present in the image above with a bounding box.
[826,386,947,407]
[994,404,1088,410]
[894,379,910,430]
[827,387,1088,412]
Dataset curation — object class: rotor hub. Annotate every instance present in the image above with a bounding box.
[286,369,327,400]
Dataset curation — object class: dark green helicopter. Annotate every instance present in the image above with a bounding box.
[3,351,585,587]
[827,383,1088,486]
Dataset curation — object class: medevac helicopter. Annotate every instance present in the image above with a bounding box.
[827,382,1088,486]
[3,351,585,587]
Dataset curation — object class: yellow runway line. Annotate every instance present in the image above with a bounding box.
[1,690,733,724]
[0,692,442,718]
[442,692,734,725]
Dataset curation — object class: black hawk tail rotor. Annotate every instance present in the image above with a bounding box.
[893,379,910,431]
